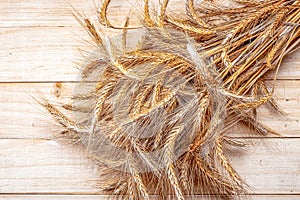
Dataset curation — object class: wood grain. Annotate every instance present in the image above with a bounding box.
[0,81,299,139]
[0,10,300,82]
[0,138,299,194]
[0,0,139,27]
[0,195,299,200]
[1,0,300,199]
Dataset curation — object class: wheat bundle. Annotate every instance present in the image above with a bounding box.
[40,0,300,199]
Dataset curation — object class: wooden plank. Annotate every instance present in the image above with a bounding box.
[0,81,299,139]
[0,0,180,28]
[257,80,300,136]
[0,0,90,27]
[0,82,74,139]
[0,27,299,82]
[0,139,100,194]
[0,0,140,27]
[0,195,299,200]
[271,50,300,80]
[0,138,299,194]
[0,27,88,82]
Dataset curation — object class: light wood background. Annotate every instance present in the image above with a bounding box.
[0,0,300,199]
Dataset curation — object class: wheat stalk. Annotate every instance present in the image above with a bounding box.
[40,0,300,199]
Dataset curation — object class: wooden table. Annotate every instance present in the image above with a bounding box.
[0,0,300,199]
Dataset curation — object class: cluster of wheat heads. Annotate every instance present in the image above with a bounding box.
[40,0,300,199]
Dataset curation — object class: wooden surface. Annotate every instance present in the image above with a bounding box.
[0,0,300,199]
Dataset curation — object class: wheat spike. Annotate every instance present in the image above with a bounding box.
[41,0,300,199]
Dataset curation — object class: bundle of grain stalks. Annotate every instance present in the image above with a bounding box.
[40,0,300,199]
